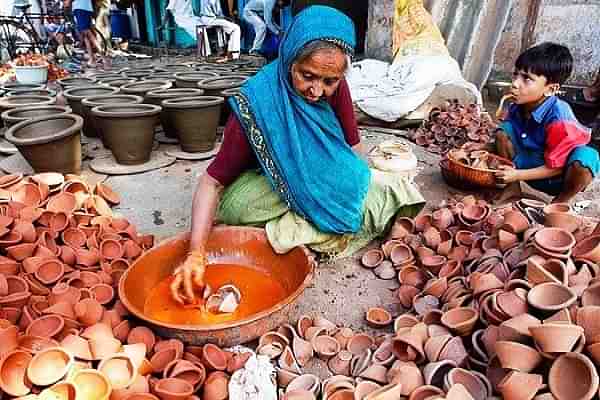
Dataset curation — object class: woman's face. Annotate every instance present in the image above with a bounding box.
[291,48,347,103]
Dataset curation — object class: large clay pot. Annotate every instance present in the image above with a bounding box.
[1,105,72,128]
[174,72,219,89]
[161,96,224,153]
[219,87,241,126]
[81,94,144,138]
[63,85,120,118]
[5,114,83,174]
[197,76,248,97]
[142,73,176,82]
[91,104,161,164]
[0,95,55,127]
[123,69,157,80]
[101,78,137,88]
[6,88,57,97]
[1,83,44,91]
[120,80,172,103]
[146,88,205,138]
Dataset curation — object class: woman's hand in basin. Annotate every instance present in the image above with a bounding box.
[170,250,207,304]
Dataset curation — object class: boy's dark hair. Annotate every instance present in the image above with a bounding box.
[515,42,573,85]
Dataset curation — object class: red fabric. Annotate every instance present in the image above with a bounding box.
[544,120,591,168]
[207,79,360,186]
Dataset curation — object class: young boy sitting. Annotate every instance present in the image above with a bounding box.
[493,42,599,204]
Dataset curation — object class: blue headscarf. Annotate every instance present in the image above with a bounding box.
[230,6,370,234]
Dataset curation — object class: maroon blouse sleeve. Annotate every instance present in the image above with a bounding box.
[206,115,255,186]
[327,78,360,146]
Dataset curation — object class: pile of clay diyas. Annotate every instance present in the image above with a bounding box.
[0,172,252,400]
[411,100,497,154]
[348,195,600,400]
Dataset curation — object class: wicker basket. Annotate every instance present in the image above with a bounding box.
[442,151,514,189]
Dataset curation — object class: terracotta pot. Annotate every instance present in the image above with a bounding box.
[347,333,374,356]
[71,369,112,400]
[0,350,33,396]
[201,343,227,371]
[173,72,219,88]
[441,307,478,336]
[494,341,542,372]
[445,367,489,400]
[63,86,119,117]
[548,353,598,400]
[81,94,144,138]
[154,377,195,400]
[91,104,161,164]
[498,371,543,400]
[365,307,392,328]
[98,354,136,389]
[534,228,576,254]
[34,259,65,284]
[361,249,384,268]
[311,335,340,360]
[573,235,600,263]
[26,314,65,338]
[161,96,224,153]
[120,80,173,102]
[544,212,580,233]
[197,76,248,97]
[529,323,584,353]
[501,210,529,234]
[26,346,72,386]
[145,88,204,138]
[1,105,71,128]
[74,298,104,326]
[5,114,83,174]
[287,374,320,397]
[527,282,577,313]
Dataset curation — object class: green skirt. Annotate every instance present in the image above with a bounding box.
[217,170,426,257]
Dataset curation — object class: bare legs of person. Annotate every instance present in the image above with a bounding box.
[82,29,96,66]
[553,161,593,203]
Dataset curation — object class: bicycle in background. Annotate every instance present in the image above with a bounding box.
[0,1,108,64]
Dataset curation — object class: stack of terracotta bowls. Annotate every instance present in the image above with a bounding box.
[331,194,600,400]
[0,171,252,400]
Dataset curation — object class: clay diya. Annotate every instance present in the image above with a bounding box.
[361,249,384,269]
[26,347,72,386]
[534,228,576,254]
[98,354,136,389]
[529,323,584,353]
[365,308,392,328]
[527,282,577,313]
[548,353,598,400]
[71,369,112,400]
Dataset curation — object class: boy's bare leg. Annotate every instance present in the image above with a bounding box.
[554,161,593,204]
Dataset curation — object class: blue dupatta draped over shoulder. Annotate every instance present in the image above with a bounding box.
[230,5,371,234]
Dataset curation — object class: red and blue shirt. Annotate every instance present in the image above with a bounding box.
[500,96,591,169]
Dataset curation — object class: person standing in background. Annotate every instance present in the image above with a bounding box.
[64,0,98,67]
[198,0,241,60]
[242,0,280,55]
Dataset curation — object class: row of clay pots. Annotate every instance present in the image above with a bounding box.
[354,194,600,399]
[0,171,252,400]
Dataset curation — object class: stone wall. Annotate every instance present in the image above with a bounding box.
[366,0,600,84]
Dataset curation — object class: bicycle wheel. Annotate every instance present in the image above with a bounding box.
[0,19,40,62]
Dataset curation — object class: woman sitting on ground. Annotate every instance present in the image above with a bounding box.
[170,5,425,304]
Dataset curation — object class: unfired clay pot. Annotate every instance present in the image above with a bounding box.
[1,105,72,128]
[6,88,57,97]
[5,114,83,174]
[120,80,172,103]
[91,104,161,164]
[57,76,97,90]
[174,72,219,89]
[63,86,119,117]
[0,95,55,127]
[196,76,248,97]
[161,96,224,153]
[145,88,204,138]
[81,94,144,138]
